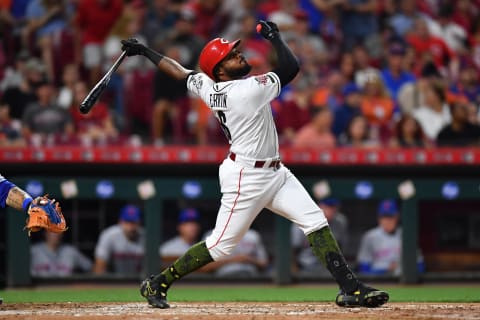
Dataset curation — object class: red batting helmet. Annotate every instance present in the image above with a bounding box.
[199,38,241,80]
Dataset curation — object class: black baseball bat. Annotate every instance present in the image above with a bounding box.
[79,50,127,114]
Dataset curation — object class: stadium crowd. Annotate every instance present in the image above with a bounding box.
[1,0,480,148]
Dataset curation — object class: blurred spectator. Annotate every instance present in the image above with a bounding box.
[338,114,378,147]
[360,70,395,142]
[449,66,480,106]
[380,42,416,104]
[236,12,271,61]
[103,1,150,125]
[275,74,314,145]
[24,0,70,82]
[151,45,191,145]
[203,228,268,278]
[340,0,378,50]
[74,0,123,86]
[93,204,144,275]
[220,0,259,40]
[437,101,480,146]
[427,4,468,54]
[291,197,348,274]
[406,17,459,80]
[160,8,205,69]
[357,199,401,275]
[452,0,478,33]
[339,52,355,83]
[388,0,423,37]
[139,0,177,49]
[357,199,425,276]
[56,63,79,109]
[390,114,428,148]
[2,57,44,120]
[31,231,92,277]
[0,50,30,92]
[397,62,441,115]
[353,44,380,89]
[22,78,74,144]
[70,81,118,146]
[412,79,451,141]
[267,0,298,32]
[160,208,201,267]
[0,100,24,146]
[183,0,226,40]
[293,107,336,149]
[311,71,345,112]
[332,83,362,137]
[310,0,343,57]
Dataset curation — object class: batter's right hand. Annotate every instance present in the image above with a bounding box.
[121,38,145,56]
[256,20,279,40]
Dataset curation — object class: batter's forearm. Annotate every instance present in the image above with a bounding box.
[270,36,299,87]
[142,46,192,81]
[6,186,33,212]
[157,56,193,81]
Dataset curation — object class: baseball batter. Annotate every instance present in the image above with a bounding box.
[121,20,389,309]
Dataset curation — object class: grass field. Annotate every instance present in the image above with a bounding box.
[1,284,479,303]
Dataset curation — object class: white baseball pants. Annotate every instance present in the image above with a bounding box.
[205,157,328,261]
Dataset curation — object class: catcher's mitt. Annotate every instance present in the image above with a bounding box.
[24,195,68,236]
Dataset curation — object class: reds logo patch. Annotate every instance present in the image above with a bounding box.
[190,76,203,90]
[254,75,269,86]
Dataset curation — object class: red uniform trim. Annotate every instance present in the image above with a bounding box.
[208,167,244,250]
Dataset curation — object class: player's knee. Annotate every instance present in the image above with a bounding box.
[205,238,236,261]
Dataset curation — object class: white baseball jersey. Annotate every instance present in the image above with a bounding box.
[95,224,145,274]
[0,174,5,182]
[187,72,281,159]
[186,71,328,262]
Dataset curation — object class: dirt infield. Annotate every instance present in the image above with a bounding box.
[1,302,479,320]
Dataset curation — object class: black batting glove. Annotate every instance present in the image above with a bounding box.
[256,20,280,40]
[121,38,145,56]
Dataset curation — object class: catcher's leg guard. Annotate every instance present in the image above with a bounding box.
[140,274,170,309]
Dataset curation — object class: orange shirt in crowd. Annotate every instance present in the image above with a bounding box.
[361,97,394,125]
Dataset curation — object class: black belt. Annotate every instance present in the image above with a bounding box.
[229,152,281,169]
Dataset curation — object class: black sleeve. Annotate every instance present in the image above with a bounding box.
[270,36,300,87]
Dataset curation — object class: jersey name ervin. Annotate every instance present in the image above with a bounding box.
[210,93,228,109]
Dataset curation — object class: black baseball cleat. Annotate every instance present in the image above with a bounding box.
[335,283,389,308]
[140,275,170,308]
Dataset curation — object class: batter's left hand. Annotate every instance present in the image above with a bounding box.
[121,38,145,56]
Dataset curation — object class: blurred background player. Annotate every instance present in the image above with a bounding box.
[31,231,92,277]
[202,228,269,278]
[357,199,424,276]
[291,197,348,274]
[160,208,202,267]
[93,204,144,275]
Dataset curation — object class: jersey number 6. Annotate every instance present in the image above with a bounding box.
[217,111,232,143]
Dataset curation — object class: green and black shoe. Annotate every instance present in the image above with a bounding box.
[336,283,389,308]
[140,275,170,308]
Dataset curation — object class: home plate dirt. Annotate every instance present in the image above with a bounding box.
[1,302,479,320]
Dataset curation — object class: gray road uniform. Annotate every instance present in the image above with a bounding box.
[31,243,92,277]
[94,225,145,274]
